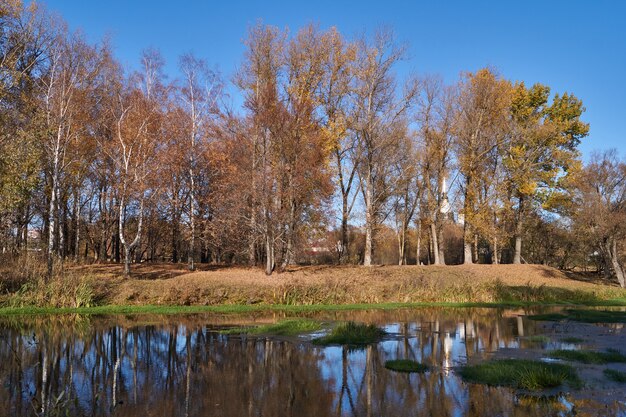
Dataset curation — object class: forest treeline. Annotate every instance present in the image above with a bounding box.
[1,1,624,286]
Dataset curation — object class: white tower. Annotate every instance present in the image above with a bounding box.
[440,176,450,214]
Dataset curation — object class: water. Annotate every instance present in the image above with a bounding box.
[0,308,622,416]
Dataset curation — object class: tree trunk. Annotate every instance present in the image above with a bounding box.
[606,238,626,288]
[98,188,108,262]
[123,245,132,275]
[397,225,405,266]
[281,201,296,269]
[58,191,65,259]
[172,218,179,263]
[265,232,274,275]
[513,234,522,264]
[462,176,473,265]
[513,196,524,264]
[493,236,499,265]
[249,136,258,266]
[473,233,479,263]
[463,222,473,265]
[363,174,373,266]
[340,194,349,264]
[47,169,58,279]
[119,196,144,277]
[415,219,421,265]
[429,222,440,265]
[248,212,256,266]
[74,192,81,263]
[437,226,446,265]
[188,175,195,271]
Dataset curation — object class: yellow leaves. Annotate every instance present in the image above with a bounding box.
[519,181,537,196]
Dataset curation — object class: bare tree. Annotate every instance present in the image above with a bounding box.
[351,29,418,266]
[572,150,626,287]
[417,77,457,265]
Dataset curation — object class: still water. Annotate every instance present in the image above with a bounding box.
[0,308,621,416]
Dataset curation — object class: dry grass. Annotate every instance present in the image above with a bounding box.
[2,258,624,308]
[59,263,626,306]
[0,256,96,308]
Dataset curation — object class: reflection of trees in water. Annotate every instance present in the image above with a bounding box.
[0,323,334,416]
[0,311,551,417]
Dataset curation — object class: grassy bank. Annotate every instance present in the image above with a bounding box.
[1,262,625,314]
[1,298,626,317]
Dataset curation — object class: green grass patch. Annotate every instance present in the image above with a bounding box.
[560,337,585,344]
[548,349,626,364]
[529,309,626,323]
[385,359,428,373]
[220,319,322,336]
[312,321,385,346]
[0,302,518,316]
[459,359,581,390]
[2,300,626,318]
[604,369,626,383]
[3,295,626,318]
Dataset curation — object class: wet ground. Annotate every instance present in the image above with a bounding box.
[0,307,624,416]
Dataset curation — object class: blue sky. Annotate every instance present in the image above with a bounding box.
[44,0,625,159]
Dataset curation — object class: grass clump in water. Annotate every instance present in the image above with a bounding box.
[524,335,550,343]
[604,369,626,383]
[221,319,322,336]
[312,321,385,346]
[385,359,428,373]
[529,309,626,323]
[560,337,585,344]
[459,359,581,390]
[548,349,626,364]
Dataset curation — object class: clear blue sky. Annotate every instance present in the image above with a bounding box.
[44,0,625,159]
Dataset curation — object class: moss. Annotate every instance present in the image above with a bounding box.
[220,319,322,336]
[529,309,626,323]
[603,369,626,383]
[312,321,385,346]
[548,349,626,364]
[459,359,581,390]
[385,359,428,373]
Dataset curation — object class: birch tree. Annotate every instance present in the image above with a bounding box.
[111,50,163,275]
[177,54,220,270]
[40,27,102,277]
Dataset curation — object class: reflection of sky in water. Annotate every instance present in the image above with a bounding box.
[316,317,528,417]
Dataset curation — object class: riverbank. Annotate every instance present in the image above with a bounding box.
[1,263,625,314]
